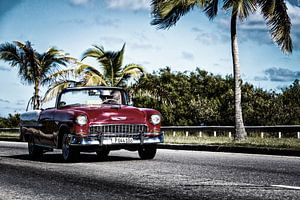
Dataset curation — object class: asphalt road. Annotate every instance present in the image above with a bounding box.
[1,141,300,200]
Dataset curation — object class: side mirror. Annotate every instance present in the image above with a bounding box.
[128,99,134,106]
[58,101,66,108]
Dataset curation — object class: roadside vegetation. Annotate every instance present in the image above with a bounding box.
[131,67,300,126]
[0,114,20,128]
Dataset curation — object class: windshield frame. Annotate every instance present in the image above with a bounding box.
[56,87,129,109]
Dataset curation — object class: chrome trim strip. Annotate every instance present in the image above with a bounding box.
[69,132,164,146]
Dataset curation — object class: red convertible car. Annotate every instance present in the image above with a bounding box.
[20,86,163,161]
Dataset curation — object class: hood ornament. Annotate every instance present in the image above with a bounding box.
[111,116,127,121]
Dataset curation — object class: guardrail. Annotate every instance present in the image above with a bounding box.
[161,125,300,139]
[0,128,19,133]
[1,126,300,139]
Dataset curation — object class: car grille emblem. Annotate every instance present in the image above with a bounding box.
[111,116,127,121]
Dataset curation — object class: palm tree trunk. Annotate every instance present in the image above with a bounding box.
[231,10,247,140]
[33,80,40,110]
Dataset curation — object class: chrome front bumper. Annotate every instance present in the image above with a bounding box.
[68,132,164,146]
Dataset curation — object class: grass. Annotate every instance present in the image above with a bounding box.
[0,131,19,139]
[164,134,300,150]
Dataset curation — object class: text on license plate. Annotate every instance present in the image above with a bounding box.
[111,137,134,144]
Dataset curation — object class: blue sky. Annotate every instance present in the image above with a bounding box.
[0,0,300,117]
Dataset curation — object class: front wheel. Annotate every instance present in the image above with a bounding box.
[28,136,43,160]
[62,134,79,162]
[138,145,157,160]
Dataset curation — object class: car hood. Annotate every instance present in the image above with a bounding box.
[71,105,146,125]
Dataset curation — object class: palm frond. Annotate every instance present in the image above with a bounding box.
[258,0,276,15]
[116,64,145,86]
[99,51,114,76]
[223,0,256,20]
[151,0,198,29]
[81,46,105,61]
[122,64,144,76]
[13,41,26,49]
[26,46,75,88]
[83,71,107,86]
[42,80,81,103]
[75,63,103,77]
[113,43,125,73]
[13,41,38,84]
[204,0,219,20]
[74,62,107,86]
[257,0,292,53]
[0,42,23,67]
[42,47,76,66]
[41,68,76,86]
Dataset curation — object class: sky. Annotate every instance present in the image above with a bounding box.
[0,0,300,117]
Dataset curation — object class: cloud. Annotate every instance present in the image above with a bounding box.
[0,0,22,21]
[264,67,300,82]
[59,18,86,25]
[94,18,121,28]
[287,2,300,50]
[59,17,121,28]
[191,27,201,32]
[0,99,10,103]
[287,0,300,6]
[254,76,268,81]
[16,100,25,106]
[106,0,150,10]
[100,36,125,45]
[130,43,156,50]
[0,66,10,71]
[193,27,230,45]
[181,51,194,61]
[69,0,93,6]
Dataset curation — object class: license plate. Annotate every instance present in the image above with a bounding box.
[111,137,134,144]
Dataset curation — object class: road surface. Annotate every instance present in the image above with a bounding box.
[0,141,300,199]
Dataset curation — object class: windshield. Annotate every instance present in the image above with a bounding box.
[58,88,125,108]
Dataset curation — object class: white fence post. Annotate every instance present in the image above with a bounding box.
[298,132,300,139]
[228,132,232,138]
[173,131,176,137]
[278,132,282,139]
[261,132,264,138]
[186,131,189,137]
[214,131,217,137]
[199,131,202,137]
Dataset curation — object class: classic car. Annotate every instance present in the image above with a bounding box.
[20,86,163,161]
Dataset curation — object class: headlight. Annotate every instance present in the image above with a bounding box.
[76,115,87,126]
[150,114,161,125]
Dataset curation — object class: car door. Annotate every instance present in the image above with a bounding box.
[39,108,56,147]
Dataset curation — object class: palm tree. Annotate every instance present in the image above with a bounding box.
[0,41,74,109]
[43,43,145,102]
[81,43,144,86]
[151,0,292,140]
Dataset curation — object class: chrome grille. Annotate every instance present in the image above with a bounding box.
[90,124,147,135]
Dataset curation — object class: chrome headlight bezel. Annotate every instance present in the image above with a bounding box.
[150,114,161,125]
[76,115,88,126]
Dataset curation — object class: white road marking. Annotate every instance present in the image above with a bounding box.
[271,185,300,190]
